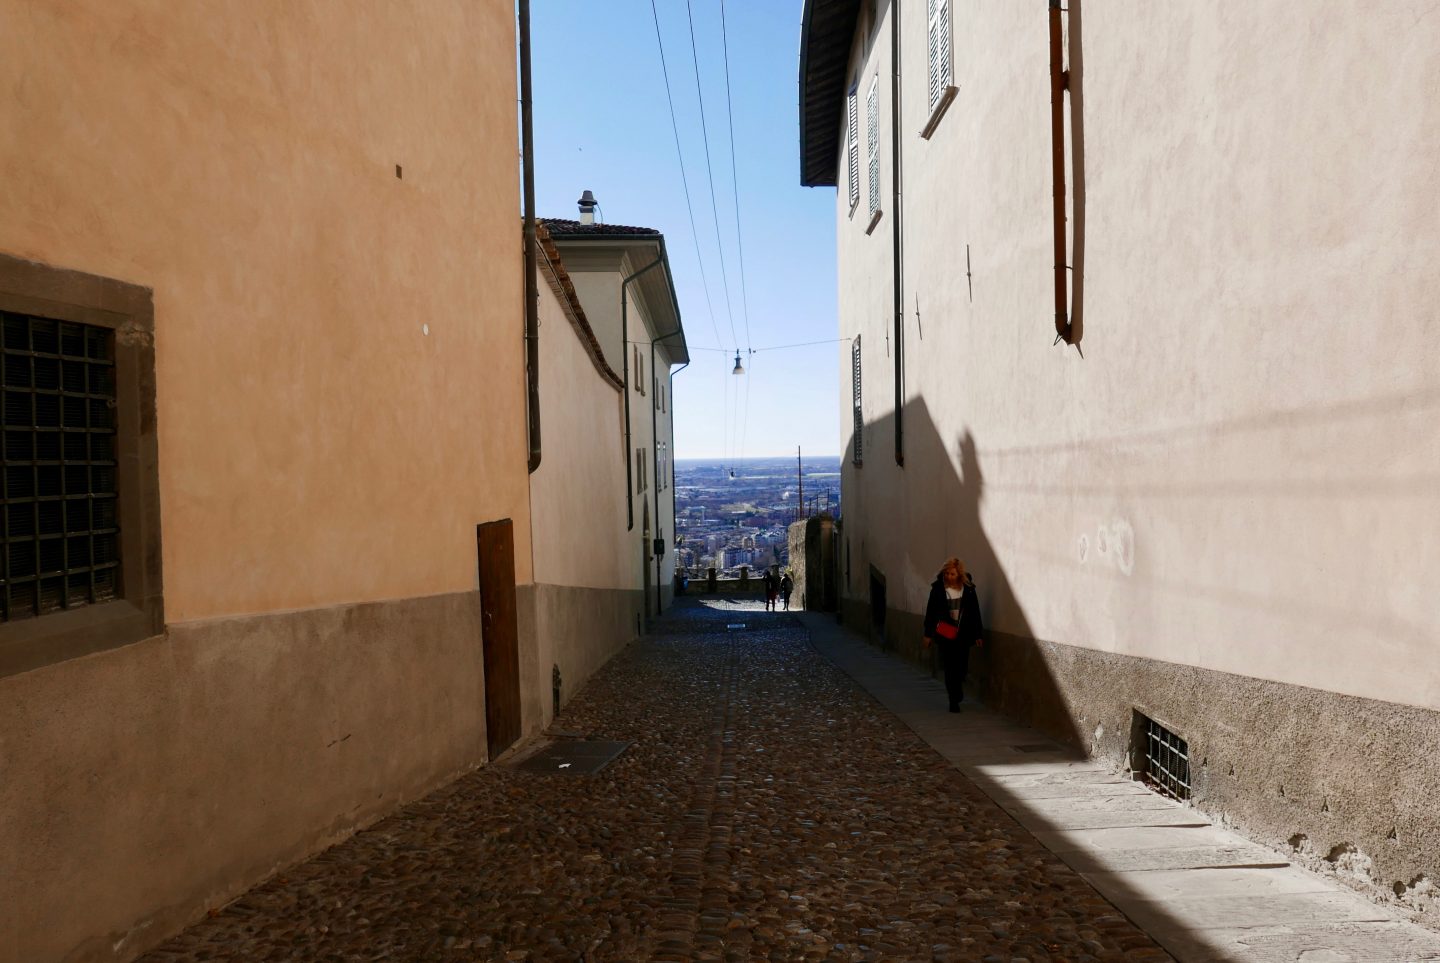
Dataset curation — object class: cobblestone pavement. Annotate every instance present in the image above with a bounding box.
[139,599,1170,963]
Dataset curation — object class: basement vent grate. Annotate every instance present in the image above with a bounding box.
[1137,713,1191,801]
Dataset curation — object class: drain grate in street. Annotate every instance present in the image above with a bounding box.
[513,739,631,775]
[1012,743,1061,754]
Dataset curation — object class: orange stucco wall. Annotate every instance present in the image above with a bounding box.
[0,0,531,622]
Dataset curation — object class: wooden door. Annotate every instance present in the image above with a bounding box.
[477,518,521,759]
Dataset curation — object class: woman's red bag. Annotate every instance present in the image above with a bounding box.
[934,621,959,640]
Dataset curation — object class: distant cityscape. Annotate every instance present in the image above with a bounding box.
[674,456,841,577]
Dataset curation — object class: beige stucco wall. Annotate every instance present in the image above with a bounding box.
[831,0,1440,916]
[517,278,640,735]
[550,243,683,613]
[836,0,1440,713]
[1,0,531,623]
[0,4,528,960]
[529,282,629,591]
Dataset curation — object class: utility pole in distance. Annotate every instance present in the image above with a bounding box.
[796,446,804,525]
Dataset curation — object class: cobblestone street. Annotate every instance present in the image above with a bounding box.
[140,599,1169,963]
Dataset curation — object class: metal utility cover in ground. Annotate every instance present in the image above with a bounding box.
[514,739,631,775]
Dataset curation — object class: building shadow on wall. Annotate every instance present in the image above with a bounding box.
[843,397,1082,749]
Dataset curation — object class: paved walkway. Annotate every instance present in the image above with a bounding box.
[135,598,1440,962]
[799,610,1440,963]
[140,598,1169,963]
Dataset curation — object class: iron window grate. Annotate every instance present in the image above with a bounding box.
[1138,713,1191,801]
[851,336,863,466]
[1,311,120,622]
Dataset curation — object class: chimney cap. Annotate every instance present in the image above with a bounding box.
[577,189,597,209]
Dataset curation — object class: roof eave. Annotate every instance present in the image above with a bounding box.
[798,0,862,187]
[545,232,689,366]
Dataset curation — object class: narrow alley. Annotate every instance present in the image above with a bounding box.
[137,599,1168,963]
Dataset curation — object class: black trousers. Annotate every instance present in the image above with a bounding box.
[939,640,971,703]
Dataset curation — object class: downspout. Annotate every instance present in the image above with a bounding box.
[649,239,687,617]
[519,0,541,472]
[1049,0,1072,343]
[621,255,664,531]
[890,0,905,467]
[650,329,685,617]
[665,359,688,575]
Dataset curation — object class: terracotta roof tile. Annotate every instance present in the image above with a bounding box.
[539,217,661,237]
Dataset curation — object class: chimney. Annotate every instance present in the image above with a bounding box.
[578,189,597,225]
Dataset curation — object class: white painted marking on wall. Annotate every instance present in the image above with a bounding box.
[1075,521,1135,575]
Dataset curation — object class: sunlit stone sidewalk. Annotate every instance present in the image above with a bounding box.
[139,598,1169,962]
[800,610,1440,963]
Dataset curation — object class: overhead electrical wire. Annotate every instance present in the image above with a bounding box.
[688,337,851,354]
[650,0,733,475]
[718,0,753,476]
[648,0,724,356]
[718,0,752,357]
[684,0,741,355]
[737,351,751,472]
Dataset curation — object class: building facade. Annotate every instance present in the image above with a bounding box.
[0,4,531,961]
[802,0,1440,918]
[540,214,688,621]
[525,223,644,727]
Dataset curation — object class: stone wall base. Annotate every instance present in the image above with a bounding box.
[1,591,493,963]
[2,581,646,963]
[523,583,643,734]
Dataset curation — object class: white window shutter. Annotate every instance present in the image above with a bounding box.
[866,76,880,215]
[927,0,941,110]
[938,0,952,93]
[846,88,860,210]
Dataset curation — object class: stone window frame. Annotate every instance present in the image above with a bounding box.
[0,254,163,679]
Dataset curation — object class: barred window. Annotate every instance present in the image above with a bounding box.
[2,313,119,620]
[851,336,863,466]
[846,85,860,212]
[927,0,953,112]
[0,254,162,679]
[866,76,881,216]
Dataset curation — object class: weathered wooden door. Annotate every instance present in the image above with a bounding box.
[477,518,521,759]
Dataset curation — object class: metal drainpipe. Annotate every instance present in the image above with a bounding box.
[621,256,664,531]
[890,0,905,467]
[668,361,689,562]
[519,0,541,472]
[650,331,685,617]
[1049,0,1071,343]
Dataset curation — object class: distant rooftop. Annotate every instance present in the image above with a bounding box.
[540,218,661,237]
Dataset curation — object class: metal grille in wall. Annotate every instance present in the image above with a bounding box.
[851,336,863,466]
[1139,714,1192,801]
[1,312,119,621]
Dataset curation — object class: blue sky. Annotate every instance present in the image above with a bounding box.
[530,0,840,459]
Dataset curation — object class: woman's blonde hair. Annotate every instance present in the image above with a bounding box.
[941,557,965,582]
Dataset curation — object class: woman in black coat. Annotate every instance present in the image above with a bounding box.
[923,557,985,712]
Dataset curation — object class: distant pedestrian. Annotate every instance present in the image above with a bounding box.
[922,557,984,713]
[761,568,778,611]
[779,572,794,611]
